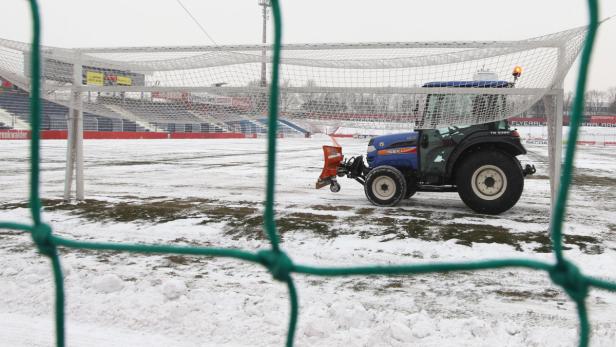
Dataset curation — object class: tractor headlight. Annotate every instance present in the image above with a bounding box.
[367,145,376,153]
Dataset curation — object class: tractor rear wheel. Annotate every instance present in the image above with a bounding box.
[364,166,407,206]
[455,151,524,214]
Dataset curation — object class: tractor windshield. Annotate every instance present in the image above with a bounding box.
[424,93,508,123]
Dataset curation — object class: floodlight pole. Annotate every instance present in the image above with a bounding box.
[259,0,270,87]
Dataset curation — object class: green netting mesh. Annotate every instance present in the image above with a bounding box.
[1,1,616,346]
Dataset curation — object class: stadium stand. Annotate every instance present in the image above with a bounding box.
[0,85,312,136]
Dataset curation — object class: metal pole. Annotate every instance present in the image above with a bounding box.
[75,105,84,200]
[64,55,84,200]
[547,46,566,211]
[554,86,564,198]
[74,54,84,200]
[260,0,269,87]
[546,94,556,207]
[63,110,74,201]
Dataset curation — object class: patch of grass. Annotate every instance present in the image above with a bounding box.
[371,218,603,254]
[450,212,500,221]
[8,198,248,224]
[572,174,616,187]
[7,244,33,254]
[350,280,369,292]
[526,175,549,180]
[223,211,340,240]
[224,215,265,240]
[494,288,560,301]
[382,280,404,289]
[436,223,602,254]
[199,205,258,222]
[277,213,338,237]
[402,219,432,238]
[367,217,431,242]
[311,204,353,211]
[493,289,533,301]
[103,160,162,166]
[355,207,375,216]
[1,198,213,223]
[374,216,397,231]
[0,200,31,210]
[0,231,24,237]
[564,235,604,254]
[307,279,326,286]
[510,214,551,225]
[439,223,531,249]
[166,255,190,265]
[94,250,123,264]
[385,208,433,219]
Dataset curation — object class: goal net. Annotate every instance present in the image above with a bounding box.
[0,25,586,134]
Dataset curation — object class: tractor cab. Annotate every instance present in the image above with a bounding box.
[418,80,522,186]
[368,80,523,186]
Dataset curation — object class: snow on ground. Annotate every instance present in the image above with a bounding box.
[517,126,616,144]
[0,136,615,346]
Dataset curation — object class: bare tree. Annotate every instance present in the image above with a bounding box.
[301,79,318,105]
[529,99,546,117]
[584,90,606,115]
[607,87,616,114]
[563,91,574,115]
[279,80,295,111]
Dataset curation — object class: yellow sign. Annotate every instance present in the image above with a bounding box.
[86,71,104,86]
[117,76,132,86]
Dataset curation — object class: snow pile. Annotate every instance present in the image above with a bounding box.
[162,280,187,300]
[92,274,124,294]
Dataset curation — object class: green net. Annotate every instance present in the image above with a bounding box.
[1,1,616,346]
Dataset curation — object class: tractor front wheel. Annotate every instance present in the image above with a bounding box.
[455,151,524,214]
[364,166,407,206]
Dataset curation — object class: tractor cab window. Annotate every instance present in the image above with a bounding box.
[425,94,473,122]
[424,93,508,125]
[471,94,508,123]
[494,119,510,130]
[437,124,480,139]
[422,83,510,127]
[424,93,508,127]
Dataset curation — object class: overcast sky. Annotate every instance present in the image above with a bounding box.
[1,0,615,92]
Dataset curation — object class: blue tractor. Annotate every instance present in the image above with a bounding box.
[316,78,536,215]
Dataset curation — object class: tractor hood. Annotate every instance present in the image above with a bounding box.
[366,132,419,170]
[368,132,419,151]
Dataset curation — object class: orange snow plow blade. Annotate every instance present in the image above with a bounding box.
[315,145,343,189]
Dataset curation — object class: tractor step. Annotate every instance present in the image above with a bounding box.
[417,185,457,192]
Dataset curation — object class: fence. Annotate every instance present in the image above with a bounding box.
[1,1,615,347]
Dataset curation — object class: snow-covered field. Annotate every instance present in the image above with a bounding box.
[517,126,616,144]
[1,136,615,346]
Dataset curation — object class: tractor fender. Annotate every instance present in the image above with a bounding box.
[445,137,526,182]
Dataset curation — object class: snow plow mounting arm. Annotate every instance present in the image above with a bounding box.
[316,142,367,192]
